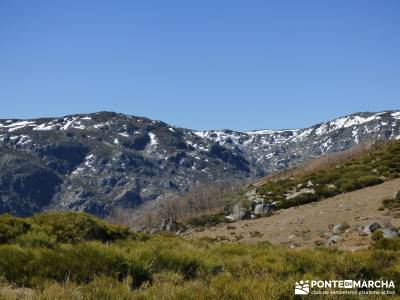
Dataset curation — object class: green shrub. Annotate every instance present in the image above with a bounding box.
[15,231,57,248]
[275,200,290,209]
[0,220,400,299]
[0,212,134,246]
[382,190,400,211]
[289,193,319,206]
[0,242,151,289]
[188,213,225,227]
[316,185,338,198]
[373,237,400,251]
[31,212,131,243]
[356,175,384,188]
[152,250,203,279]
[0,214,31,244]
[371,230,384,242]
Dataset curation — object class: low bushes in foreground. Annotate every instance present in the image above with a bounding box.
[0,212,400,299]
[0,211,132,245]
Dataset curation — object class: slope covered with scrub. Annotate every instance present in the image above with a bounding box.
[254,140,400,209]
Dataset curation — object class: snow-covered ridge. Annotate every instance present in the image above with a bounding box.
[0,121,36,132]
[195,111,398,141]
[1,110,398,137]
[316,112,387,133]
[190,111,400,166]
[0,111,399,160]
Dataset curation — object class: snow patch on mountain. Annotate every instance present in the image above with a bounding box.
[148,133,157,146]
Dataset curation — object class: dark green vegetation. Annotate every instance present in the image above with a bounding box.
[383,191,400,211]
[257,140,400,209]
[0,212,131,245]
[186,213,226,227]
[0,212,399,299]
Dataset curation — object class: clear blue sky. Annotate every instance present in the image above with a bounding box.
[1,1,399,131]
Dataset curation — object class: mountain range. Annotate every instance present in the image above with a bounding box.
[1,110,399,217]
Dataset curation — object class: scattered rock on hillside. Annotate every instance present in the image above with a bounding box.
[254,203,276,215]
[363,222,382,235]
[245,189,257,199]
[326,235,341,245]
[380,228,399,238]
[225,205,248,221]
[286,188,315,200]
[332,223,348,234]
[250,197,264,210]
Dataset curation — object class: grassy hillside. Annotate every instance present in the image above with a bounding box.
[256,140,400,209]
[0,212,400,299]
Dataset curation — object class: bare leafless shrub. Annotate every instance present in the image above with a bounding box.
[107,180,245,230]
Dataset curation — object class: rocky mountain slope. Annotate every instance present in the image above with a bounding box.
[1,110,400,217]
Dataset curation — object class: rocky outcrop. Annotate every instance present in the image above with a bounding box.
[380,228,398,238]
[363,222,382,235]
[332,223,348,234]
[286,188,315,200]
[225,205,248,221]
[254,203,276,215]
[326,235,341,245]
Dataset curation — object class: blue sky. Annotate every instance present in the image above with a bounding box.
[0,1,399,131]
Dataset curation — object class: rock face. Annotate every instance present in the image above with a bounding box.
[326,235,341,245]
[380,228,398,238]
[225,205,248,221]
[363,222,382,235]
[332,223,347,234]
[1,110,400,217]
[0,149,62,217]
[254,203,276,215]
[286,188,315,200]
